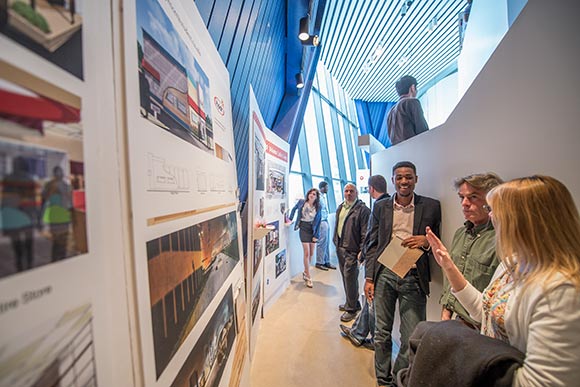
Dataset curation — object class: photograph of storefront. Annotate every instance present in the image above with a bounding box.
[266,162,285,197]
[265,221,279,256]
[136,0,214,154]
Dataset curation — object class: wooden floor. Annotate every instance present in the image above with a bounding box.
[250,264,377,387]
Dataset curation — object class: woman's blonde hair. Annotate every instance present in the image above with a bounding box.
[487,175,580,290]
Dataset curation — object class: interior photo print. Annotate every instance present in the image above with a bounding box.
[0,60,88,279]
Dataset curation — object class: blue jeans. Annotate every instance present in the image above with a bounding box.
[350,295,375,342]
[374,267,426,387]
[316,220,329,265]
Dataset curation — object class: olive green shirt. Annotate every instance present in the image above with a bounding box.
[336,201,353,237]
[439,221,499,327]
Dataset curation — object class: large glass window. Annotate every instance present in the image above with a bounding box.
[288,173,305,205]
[332,77,344,112]
[316,71,329,99]
[337,117,352,181]
[293,62,364,211]
[303,102,323,175]
[291,146,302,172]
[332,179,343,206]
[321,103,340,179]
[311,176,325,192]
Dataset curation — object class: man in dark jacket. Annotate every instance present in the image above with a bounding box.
[333,183,370,322]
[387,75,429,146]
[340,175,390,348]
[364,161,441,387]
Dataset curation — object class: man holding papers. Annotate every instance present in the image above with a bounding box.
[364,161,441,387]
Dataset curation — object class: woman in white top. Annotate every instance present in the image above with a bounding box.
[426,175,580,386]
[289,188,321,287]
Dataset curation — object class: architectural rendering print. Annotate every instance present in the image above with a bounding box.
[0,304,96,386]
[170,287,236,387]
[0,0,83,78]
[146,211,240,377]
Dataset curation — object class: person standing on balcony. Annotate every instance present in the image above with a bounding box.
[387,75,429,146]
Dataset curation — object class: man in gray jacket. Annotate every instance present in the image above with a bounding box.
[333,183,370,322]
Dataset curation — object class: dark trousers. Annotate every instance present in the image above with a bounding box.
[336,246,360,312]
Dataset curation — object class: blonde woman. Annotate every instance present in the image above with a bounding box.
[426,175,580,386]
[289,188,321,287]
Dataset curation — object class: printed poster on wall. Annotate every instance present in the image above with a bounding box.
[122,0,248,385]
[1,1,134,386]
[247,86,265,357]
[247,87,289,355]
[261,125,289,311]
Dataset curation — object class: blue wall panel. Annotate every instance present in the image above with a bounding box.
[217,0,243,59]
[206,0,231,46]
[195,0,213,24]
[225,0,255,66]
[195,0,287,203]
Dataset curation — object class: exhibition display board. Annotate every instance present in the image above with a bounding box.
[0,1,133,386]
[247,87,290,356]
[121,0,249,386]
[1,0,255,385]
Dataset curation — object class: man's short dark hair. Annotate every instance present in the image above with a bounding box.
[392,161,417,175]
[319,181,328,189]
[368,175,387,194]
[395,75,418,96]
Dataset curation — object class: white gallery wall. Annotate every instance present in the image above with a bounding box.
[371,0,580,322]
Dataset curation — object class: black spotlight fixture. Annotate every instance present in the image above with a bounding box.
[296,72,304,89]
[301,35,319,47]
[298,16,309,41]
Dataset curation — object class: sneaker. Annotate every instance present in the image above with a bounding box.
[340,311,357,322]
[361,339,375,351]
[315,263,329,271]
[339,324,362,347]
[324,263,337,270]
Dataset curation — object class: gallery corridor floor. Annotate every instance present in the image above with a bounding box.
[250,265,376,386]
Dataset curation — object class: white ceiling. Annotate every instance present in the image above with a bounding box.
[318,0,467,102]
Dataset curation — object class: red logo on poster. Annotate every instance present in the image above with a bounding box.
[214,96,225,116]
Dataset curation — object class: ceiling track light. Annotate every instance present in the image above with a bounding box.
[298,16,309,41]
[301,35,319,46]
[295,72,304,89]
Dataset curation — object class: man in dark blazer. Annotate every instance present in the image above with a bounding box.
[364,161,441,387]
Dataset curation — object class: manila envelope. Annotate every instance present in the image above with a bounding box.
[377,239,423,278]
